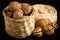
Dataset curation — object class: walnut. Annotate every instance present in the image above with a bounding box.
[44,25,53,31]
[32,27,43,37]
[9,1,21,10]
[44,29,54,35]
[13,9,23,19]
[4,9,12,18]
[21,3,32,15]
[43,25,55,35]
[35,19,49,28]
[6,12,13,18]
[48,22,58,29]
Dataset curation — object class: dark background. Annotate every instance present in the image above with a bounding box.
[0,0,60,40]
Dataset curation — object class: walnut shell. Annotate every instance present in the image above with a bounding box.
[43,25,53,31]
[13,9,23,19]
[21,3,32,15]
[44,29,55,35]
[32,27,43,37]
[43,25,55,35]
[35,19,49,28]
[48,22,58,29]
[4,9,12,17]
[9,1,21,10]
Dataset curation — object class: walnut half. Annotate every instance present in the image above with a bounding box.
[43,25,55,35]
[32,27,43,37]
[35,19,49,28]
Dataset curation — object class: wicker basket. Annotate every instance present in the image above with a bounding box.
[32,4,57,22]
[2,6,35,39]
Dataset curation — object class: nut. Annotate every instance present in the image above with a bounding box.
[9,1,21,10]
[35,19,49,28]
[32,27,43,37]
[43,25,53,31]
[48,22,58,29]
[43,25,55,35]
[21,3,32,15]
[13,9,23,19]
[44,29,55,35]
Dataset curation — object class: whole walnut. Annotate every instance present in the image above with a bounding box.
[32,27,43,37]
[13,9,23,19]
[35,19,49,28]
[21,3,32,15]
[44,29,55,35]
[9,1,21,10]
[48,22,58,29]
[43,25,55,35]
[4,8,14,18]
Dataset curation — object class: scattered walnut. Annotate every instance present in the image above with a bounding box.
[32,27,43,37]
[35,19,49,28]
[13,9,23,19]
[43,25,55,35]
[21,3,32,15]
[9,1,21,10]
[44,29,55,35]
[43,25,53,31]
[48,22,58,29]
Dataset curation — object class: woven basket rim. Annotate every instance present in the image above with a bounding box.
[2,6,33,21]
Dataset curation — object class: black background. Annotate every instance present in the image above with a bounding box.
[0,0,60,40]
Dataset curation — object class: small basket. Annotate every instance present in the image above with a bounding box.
[32,4,57,22]
[2,6,35,39]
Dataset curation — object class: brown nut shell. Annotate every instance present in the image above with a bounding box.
[43,25,53,31]
[44,29,55,35]
[35,19,49,28]
[13,9,23,19]
[32,27,43,37]
[21,3,32,15]
[48,22,58,29]
[43,24,55,35]
[9,1,21,10]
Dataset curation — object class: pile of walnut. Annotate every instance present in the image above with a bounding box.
[5,1,32,19]
[4,1,58,38]
[32,19,58,37]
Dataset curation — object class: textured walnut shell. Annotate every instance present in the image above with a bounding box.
[43,25,53,31]
[13,9,23,19]
[21,3,32,15]
[32,27,43,37]
[44,29,55,35]
[35,19,49,28]
[43,25,55,35]
[4,8,13,18]
[9,1,21,10]
[48,22,58,29]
